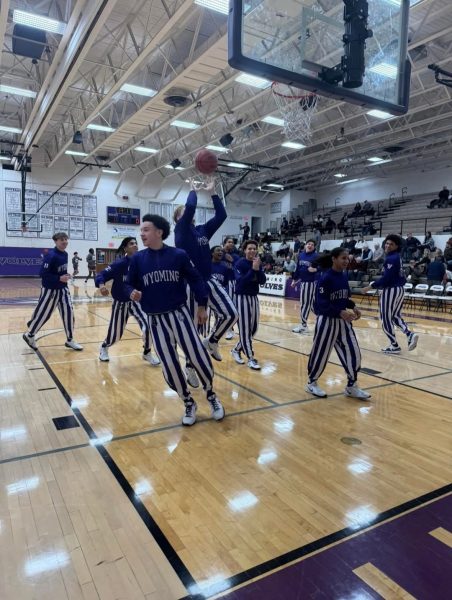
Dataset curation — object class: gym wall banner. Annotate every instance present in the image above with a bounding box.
[0,247,50,277]
[259,273,286,297]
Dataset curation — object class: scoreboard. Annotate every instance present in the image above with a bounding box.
[107,206,140,225]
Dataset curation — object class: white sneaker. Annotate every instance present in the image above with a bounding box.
[207,395,225,421]
[23,332,37,350]
[381,345,401,354]
[202,337,222,361]
[186,367,200,388]
[182,400,197,426]
[143,351,160,366]
[65,340,83,351]
[247,358,261,370]
[407,333,419,351]
[99,345,109,362]
[225,330,234,340]
[344,386,371,400]
[231,349,245,364]
[292,324,308,333]
[305,382,327,397]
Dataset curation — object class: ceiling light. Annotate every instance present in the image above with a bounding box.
[267,183,284,189]
[13,10,66,35]
[338,178,360,185]
[87,123,116,132]
[0,155,11,161]
[235,74,271,89]
[219,133,234,147]
[194,0,229,14]
[367,156,384,162]
[368,62,398,79]
[102,169,120,174]
[206,145,228,153]
[65,150,88,157]
[334,173,347,178]
[227,162,248,169]
[0,125,22,134]
[165,164,184,170]
[135,146,158,154]
[369,158,392,165]
[366,109,395,119]
[262,116,285,126]
[120,83,157,97]
[281,141,305,149]
[171,120,199,129]
[0,84,36,98]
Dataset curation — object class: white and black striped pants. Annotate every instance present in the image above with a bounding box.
[298,281,317,327]
[308,315,361,387]
[233,294,260,360]
[379,286,411,346]
[103,299,151,350]
[27,287,74,340]
[149,305,214,401]
[188,276,238,342]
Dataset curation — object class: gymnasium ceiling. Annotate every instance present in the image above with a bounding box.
[1,0,452,199]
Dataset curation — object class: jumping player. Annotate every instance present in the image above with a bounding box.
[291,239,319,333]
[95,236,160,365]
[126,214,224,427]
[173,177,237,383]
[231,240,266,370]
[23,232,83,352]
[362,234,418,354]
[305,247,370,399]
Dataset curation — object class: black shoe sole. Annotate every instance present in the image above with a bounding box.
[22,333,37,350]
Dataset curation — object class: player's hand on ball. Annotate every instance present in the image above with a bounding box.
[130,289,142,301]
[99,286,109,296]
[203,176,216,193]
[60,274,71,283]
[353,308,361,320]
[197,306,208,324]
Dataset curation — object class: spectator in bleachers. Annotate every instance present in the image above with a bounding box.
[416,248,431,273]
[443,238,452,268]
[427,186,449,209]
[361,243,373,264]
[419,231,435,253]
[351,202,362,217]
[296,216,304,230]
[313,228,322,251]
[293,236,302,253]
[369,243,384,268]
[362,200,375,217]
[405,260,423,286]
[283,255,296,273]
[347,253,366,282]
[341,237,357,252]
[426,255,446,286]
[403,233,421,261]
[362,215,376,236]
[337,212,348,233]
[324,217,336,234]
[277,240,290,258]
[281,217,288,233]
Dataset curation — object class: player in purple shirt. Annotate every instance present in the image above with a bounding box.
[23,232,83,352]
[363,234,418,354]
[126,214,224,427]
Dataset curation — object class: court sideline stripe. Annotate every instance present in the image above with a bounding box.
[35,348,198,594]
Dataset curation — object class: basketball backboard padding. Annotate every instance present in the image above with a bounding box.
[228,0,411,115]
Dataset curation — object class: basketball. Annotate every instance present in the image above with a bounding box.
[195,148,218,175]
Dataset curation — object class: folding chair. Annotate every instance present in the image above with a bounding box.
[411,284,429,311]
[428,284,445,312]
[403,282,414,310]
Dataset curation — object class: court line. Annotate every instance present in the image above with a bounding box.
[259,321,452,371]
[35,347,198,594]
[0,442,91,465]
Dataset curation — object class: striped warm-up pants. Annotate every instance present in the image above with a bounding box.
[299,281,317,327]
[103,299,151,350]
[233,294,259,360]
[149,304,214,401]
[27,287,74,340]
[379,286,411,346]
[308,315,361,387]
[188,276,238,342]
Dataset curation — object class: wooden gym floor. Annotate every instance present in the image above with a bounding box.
[1,278,452,599]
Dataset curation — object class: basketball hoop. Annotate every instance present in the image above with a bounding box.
[271,82,318,144]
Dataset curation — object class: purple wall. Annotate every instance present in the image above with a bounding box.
[0,246,50,277]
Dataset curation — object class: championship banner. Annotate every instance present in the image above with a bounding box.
[0,247,50,276]
[259,273,286,297]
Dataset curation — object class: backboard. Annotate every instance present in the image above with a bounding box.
[228,0,411,115]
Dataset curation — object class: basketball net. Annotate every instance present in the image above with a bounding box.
[271,83,318,144]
